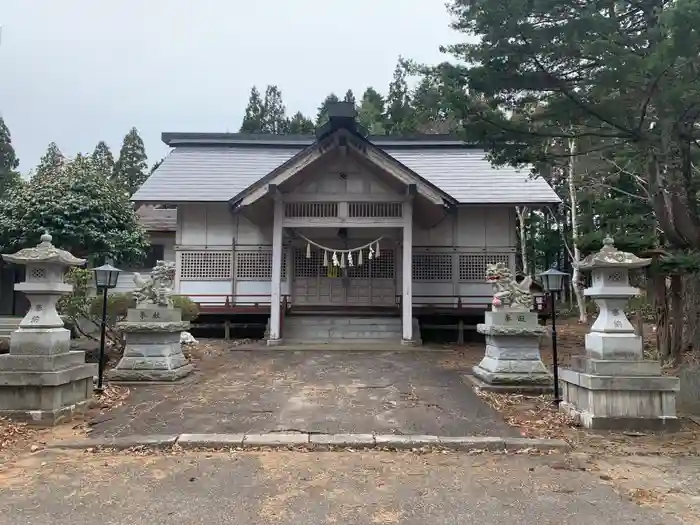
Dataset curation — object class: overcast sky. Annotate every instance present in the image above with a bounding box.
[0,0,459,174]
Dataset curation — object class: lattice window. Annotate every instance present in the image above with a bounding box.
[458,254,511,282]
[348,256,370,278]
[181,252,232,280]
[348,202,402,218]
[371,250,395,279]
[285,202,338,218]
[235,251,288,280]
[293,248,324,278]
[293,248,394,279]
[412,253,452,281]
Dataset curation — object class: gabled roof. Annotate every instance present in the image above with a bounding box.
[132,133,560,205]
[231,127,456,208]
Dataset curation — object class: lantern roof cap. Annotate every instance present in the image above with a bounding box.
[1,231,85,267]
[579,236,651,270]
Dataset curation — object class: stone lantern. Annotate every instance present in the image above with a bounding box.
[559,236,680,430]
[0,232,96,425]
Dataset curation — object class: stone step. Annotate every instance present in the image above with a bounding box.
[267,315,421,344]
[284,323,403,332]
[283,316,402,327]
[282,338,404,345]
[283,329,401,339]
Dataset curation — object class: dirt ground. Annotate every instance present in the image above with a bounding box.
[2,319,700,522]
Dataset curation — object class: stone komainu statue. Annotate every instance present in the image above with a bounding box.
[132,260,176,308]
[485,262,532,311]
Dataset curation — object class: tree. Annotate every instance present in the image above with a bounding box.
[385,59,414,135]
[343,89,357,107]
[33,142,65,183]
[0,116,21,196]
[149,157,164,175]
[240,86,265,133]
[286,111,315,134]
[113,127,148,195]
[261,85,288,134]
[316,93,340,125]
[357,87,386,135]
[441,0,700,361]
[91,141,115,179]
[0,157,149,265]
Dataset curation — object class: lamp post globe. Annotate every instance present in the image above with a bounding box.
[93,263,122,290]
[538,267,568,294]
[92,263,122,392]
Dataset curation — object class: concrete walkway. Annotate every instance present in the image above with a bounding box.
[0,450,679,525]
[91,350,517,438]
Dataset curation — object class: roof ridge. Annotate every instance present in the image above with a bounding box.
[162,132,471,149]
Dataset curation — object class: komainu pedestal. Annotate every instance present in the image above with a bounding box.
[0,233,96,426]
[473,263,552,393]
[109,262,192,382]
[109,307,192,381]
[559,237,680,431]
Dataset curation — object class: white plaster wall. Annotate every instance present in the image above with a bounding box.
[178,203,236,247]
[413,206,515,248]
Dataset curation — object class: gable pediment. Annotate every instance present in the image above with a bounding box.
[289,157,399,198]
[231,128,454,209]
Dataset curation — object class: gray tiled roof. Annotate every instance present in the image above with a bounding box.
[136,205,177,232]
[132,141,560,205]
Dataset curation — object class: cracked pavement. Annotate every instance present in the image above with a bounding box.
[89,350,517,438]
[0,449,680,525]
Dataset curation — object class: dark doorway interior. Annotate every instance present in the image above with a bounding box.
[0,263,30,317]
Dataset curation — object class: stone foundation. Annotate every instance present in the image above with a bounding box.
[109,307,193,382]
[0,327,96,426]
[560,363,679,431]
[473,311,552,393]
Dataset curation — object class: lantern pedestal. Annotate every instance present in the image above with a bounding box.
[473,310,552,393]
[559,238,680,431]
[0,233,95,426]
[109,307,193,382]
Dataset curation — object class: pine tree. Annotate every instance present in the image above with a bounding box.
[0,116,21,196]
[286,112,315,134]
[150,157,164,175]
[33,142,65,182]
[316,93,340,125]
[240,86,265,133]
[357,87,386,135]
[113,127,148,196]
[385,59,414,135]
[91,141,115,179]
[261,85,287,134]
[343,89,357,107]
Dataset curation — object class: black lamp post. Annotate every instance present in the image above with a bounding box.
[537,267,569,405]
[93,263,122,392]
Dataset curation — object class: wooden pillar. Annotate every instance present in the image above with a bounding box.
[402,187,415,343]
[268,186,284,345]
